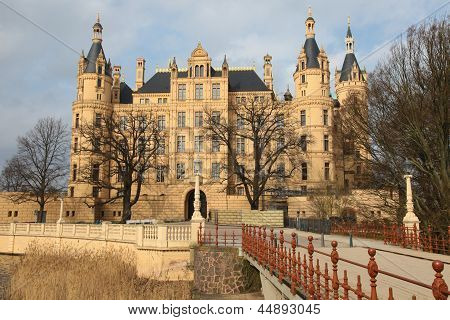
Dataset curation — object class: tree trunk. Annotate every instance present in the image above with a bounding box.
[38,202,45,223]
[250,201,259,210]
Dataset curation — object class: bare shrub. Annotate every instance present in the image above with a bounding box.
[7,243,192,300]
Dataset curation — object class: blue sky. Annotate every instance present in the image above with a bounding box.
[0,0,447,165]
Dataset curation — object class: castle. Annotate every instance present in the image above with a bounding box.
[1,8,376,224]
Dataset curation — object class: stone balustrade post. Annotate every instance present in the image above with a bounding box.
[26,223,30,235]
[120,225,125,241]
[41,224,45,235]
[86,224,91,238]
[190,221,203,246]
[157,225,168,248]
[10,223,15,235]
[56,222,62,237]
[102,223,109,240]
[136,225,144,247]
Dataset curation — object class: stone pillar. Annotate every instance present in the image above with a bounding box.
[191,174,205,222]
[157,225,168,248]
[403,175,420,228]
[57,197,64,224]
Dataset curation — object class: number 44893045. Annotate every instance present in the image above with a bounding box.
[257,303,320,315]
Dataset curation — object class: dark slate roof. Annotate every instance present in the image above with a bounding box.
[346,26,353,38]
[229,70,270,92]
[85,41,103,73]
[303,38,320,68]
[120,82,133,103]
[138,69,269,93]
[138,72,170,93]
[339,53,365,82]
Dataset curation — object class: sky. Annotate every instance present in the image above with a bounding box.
[0,0,447,165]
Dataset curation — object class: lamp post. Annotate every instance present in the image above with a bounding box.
[403,174,420,228]
[57,192,64,224]
[191,157,204,222]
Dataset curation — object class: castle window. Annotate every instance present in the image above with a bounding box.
[324,135,329,151]
[8,211,12,217]
[92,164,100,182]
[72,164,77,181]
[212,83,220,100]
[301,163,308,180]
[236,114,245,129]
[73,137,78,152]
[211,163,220,180]
[176,163,185,180]
[277,163,285,178]
[71,211,75,217]
[75,114,80,128]
[276,114,284,128]
[300,135,307,151]
[114,91,118,100]
[195,84,203,99]
[194,136,204,152]
[212,135,220,152]
[177,136,185,152]
[157,138,165,155]
[97,66,102,74]
[69,187,74,197]
[356,165,361,175]
[322,74,325,83]
[236,137,245,154]
[177,112,186,128]
[194,111,203,127]
[156,166,165,182]
[195,65,200,77]
[158,98,162,104]
[14,211,18,217]
[236,187,244,196]
[65,211,70,217]
[323,109,328,126]
[97,78,102,88]
[211,111,220,125]
[96,93,102,100]
[301,75,306,83]
[178,84,186,100]
[140,98,145,104]
[300,110,306,126]
[157,115,166,130]
[92,187,99,198]
[301,61,305,70]
[163,98,167,104]
[200,65,204,77]
[324,162,330,180]
[95,113,102,127]
[193,160,202,175]
[276,137,284,151]
[93,138,100,151]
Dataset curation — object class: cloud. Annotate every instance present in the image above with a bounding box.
[0,0,446,164]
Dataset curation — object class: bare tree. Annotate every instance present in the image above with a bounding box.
[78,110,162,222]
[204,97,304,210]
[0,156,26,192]
[340,19,449,233]
[1,118,69,222]
[308,184,352,220]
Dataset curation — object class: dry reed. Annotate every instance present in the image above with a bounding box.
[6,243,192,300]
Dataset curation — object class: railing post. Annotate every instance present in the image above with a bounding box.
[291,233,297,295]
[262,227,267,266]
[315,259,321,299]
[367,248,379,300]
[324,263,330,299]
[331,240,339,300]
[269,229,274,275]
[307,236,315,299]
[431,260,448,300]
[215,223,219,247]
[278,230,284,283]
[356,275,363,300]
[257,226,262,264]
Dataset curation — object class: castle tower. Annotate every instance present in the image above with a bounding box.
[135,57,145,90]
[335,17,369,190]
[263,54,273,90]
[291,7,335,191]
[335,17,367,103]
[69,15,113,200]
[293,7,330,98]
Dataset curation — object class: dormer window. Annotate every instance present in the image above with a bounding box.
[301,61,305,70]
[97,65,102,74]
[195,65,199,77]
[97,78,102,88]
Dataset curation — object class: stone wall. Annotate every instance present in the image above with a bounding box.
[193,246,260,295]
[211,209,284,227]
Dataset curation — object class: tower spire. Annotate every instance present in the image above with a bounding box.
[92,14,103,42]
[346,16,354,53]
[305,6,315,39]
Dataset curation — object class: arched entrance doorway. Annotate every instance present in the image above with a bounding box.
[185,190,207,220]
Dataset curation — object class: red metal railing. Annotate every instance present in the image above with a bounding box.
[197,223,239,247]
[242,224,449,300]
[331,223,449,255]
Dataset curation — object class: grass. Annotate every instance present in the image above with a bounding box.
[6,243,192,300]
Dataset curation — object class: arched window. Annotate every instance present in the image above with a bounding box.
[200,65,204,77]
[195,65,200,77]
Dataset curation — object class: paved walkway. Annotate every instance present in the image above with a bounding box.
[204,223,449,299]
